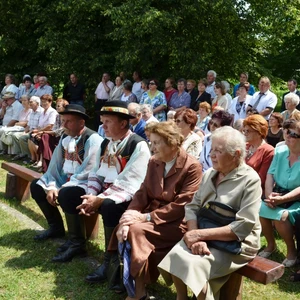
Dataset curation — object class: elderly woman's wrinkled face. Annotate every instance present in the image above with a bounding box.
[210,139,237,174]
[150,133,176,162]
[41,99,51,110]
[285,99,296,111]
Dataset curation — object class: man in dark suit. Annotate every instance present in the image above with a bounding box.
[128,102,147,140]
[281,79,300,111]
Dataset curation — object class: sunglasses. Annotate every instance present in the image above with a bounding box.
[209,120,220,128]
[149,82,156,85]
[287,129,300,139]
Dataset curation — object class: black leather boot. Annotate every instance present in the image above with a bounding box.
[52,213,87,263]
[85,226,115,283]
[56,240,73,253]
[34,201,65,241]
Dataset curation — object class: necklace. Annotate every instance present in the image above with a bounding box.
[246,140,265,160]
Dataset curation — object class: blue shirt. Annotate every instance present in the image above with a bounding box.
[35,85,53,97]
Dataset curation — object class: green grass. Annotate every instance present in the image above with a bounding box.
[0,159,300,299]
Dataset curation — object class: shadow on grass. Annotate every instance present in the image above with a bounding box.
[0,228,176,299]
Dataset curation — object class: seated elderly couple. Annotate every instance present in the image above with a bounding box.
[30,100,262,300]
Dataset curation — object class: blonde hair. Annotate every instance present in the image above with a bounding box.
[146,121,184,149]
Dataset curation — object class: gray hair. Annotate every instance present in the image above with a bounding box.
[233,119,244,132]
[128,102,142,114]
[30,96,41,105]
[221,80,230,93]
[40,76,48,82]
[284,92,300,106]
[20,94,30,101]
[141,104,153,114]
[207,70,217,78]
[211,126,246,164]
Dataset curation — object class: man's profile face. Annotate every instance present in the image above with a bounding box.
[101,114,126,139]
[287,81,296,92]
[61,114,84,137]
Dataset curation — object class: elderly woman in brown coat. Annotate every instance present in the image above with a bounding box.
[110,121,202,300]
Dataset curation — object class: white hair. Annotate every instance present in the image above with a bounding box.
[141,104,153,114]
[128,102,142,114]
[30,96,41,105]
[221,80,230,93]
[211,126,246,164]
[207,70,217,78]
[284,92,300,106]
[40,76,48,82]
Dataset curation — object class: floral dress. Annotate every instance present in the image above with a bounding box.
[140,90,167,122]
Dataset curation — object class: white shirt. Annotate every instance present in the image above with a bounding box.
[248,90,277,120]
[95,81,114,100]
[205,81,216,99]
[132,82,143,102]
[229,95,252,122]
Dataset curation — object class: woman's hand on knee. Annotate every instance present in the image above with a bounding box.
[183,229,202,249]
[190,241,211,256]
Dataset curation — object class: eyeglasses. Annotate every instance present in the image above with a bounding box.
[209,120,221,128]
[175,119,184,124]
[242,129,255,135]
[287,129,300,139]
[149,82,156,85]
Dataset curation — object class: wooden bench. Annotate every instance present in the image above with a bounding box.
[1,161,99,240]
[219,256,285,299]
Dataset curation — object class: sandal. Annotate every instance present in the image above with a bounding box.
[290,271,300,282]
[258,248,276,258]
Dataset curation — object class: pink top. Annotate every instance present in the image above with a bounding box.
[18,108,32,122]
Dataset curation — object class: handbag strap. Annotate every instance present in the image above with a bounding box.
[206,201,238,214]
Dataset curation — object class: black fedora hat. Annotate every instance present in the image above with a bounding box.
[99,100,135,119]
[59,104,89,121]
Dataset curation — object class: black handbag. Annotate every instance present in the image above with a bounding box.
[197,201,242,255]
[272,184,298,208]
[107,244,126,293]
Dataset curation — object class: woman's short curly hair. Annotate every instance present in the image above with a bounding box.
[146,121,184,150]
[175,108,198,130]
[243,114,268,139]
[199,101,211,114]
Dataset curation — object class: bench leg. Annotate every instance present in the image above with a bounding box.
[16,177,31,202]
[5,172,17,198]
[220,272,243,300]
[84,214,99,240]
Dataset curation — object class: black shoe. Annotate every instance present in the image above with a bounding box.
[11,154,26,161]
[85,263,109,283]
[57,240,73,253]
[34,228,65,241]
[52,244,87,263]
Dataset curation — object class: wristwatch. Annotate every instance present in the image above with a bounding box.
[146,213,151,222]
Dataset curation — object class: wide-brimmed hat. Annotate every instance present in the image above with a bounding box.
[59,104,89,121]
[99,100,135,119]
[2,92,16,100]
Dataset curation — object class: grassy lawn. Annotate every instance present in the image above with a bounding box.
[0,159,300,299]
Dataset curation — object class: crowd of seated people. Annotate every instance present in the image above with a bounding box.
[2,70,300,300]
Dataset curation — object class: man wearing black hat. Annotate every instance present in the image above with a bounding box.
[30,104,103,248]
[52,101,150,269]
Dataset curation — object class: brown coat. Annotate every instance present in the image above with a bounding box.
[109,148,202,283]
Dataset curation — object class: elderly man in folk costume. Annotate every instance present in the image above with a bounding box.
[49,100,150,266]
[30,105,103,248]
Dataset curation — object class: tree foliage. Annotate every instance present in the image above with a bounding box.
[0,0,299,100]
